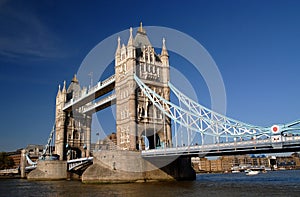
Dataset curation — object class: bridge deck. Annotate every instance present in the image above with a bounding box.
[141,136,300,157]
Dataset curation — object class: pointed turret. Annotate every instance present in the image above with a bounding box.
[116,37,121,56]
[62,80,66,93]
[57,84,61,96]
[115,37,121,66]
[67,74,81,101]
[127,27,134,46]
[137,22,146,34]
[71,74,79,83]
[134,22,152,54]
[161,38,169,66]
[127,27,136,59]
[161,38,168,56]
[58,80,66,103]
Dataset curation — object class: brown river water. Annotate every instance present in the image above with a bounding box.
[1,170,300,197]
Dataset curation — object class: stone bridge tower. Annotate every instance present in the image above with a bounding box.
[55,75,91,160]
[115,23,171,150]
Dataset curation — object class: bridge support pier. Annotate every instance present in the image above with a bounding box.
[82,150,195,183]
[27,160,67,180]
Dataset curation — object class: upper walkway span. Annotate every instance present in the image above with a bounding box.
[63,75,115,112]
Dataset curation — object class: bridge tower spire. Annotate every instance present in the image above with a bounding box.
[161,38,169,66]
[115,37,121,66]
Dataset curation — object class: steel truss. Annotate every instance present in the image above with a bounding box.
[134,75,300,144]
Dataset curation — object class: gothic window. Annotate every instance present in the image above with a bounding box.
[120,128,125,144]
[118,66,122,73]
[145,50,148,61]
[126,127,130,143]
[74,131,79,140]
[125,106,129,118]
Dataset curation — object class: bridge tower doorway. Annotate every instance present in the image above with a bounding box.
[67,147,82,160]
[140,130,161,150]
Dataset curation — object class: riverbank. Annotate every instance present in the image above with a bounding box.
[194,168,300,174]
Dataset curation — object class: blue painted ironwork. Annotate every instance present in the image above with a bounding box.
[134,74,300,144]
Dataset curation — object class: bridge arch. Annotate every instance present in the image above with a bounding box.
[67,147,82,160]
[139,129,161,150]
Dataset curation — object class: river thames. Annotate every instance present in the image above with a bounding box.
[1,170,300,197]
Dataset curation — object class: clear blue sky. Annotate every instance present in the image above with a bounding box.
[1,0,300,152]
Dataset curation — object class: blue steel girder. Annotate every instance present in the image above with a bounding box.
[169,81,300,137]
[169,82,262,129]
[274,120,300,133]
[134,75,270,139]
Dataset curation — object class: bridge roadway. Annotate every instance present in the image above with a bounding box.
[63,75,115,112]
[141,136,300,157]
[64,135,300,175]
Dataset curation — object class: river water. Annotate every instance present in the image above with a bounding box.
[1,170,300,197]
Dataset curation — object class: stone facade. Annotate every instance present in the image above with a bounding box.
[115,24,171,151]
[54,24,172,159]
[27,160,67,180]
[82,150,195,183]
[55,76,92,160]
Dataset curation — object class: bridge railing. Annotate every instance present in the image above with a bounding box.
[141,135,300,157]
[86,75,115,94]
[67,157,93,171]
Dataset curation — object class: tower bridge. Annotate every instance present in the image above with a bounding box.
[28,23,300,182]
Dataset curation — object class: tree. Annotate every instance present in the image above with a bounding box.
[0,152,15,170]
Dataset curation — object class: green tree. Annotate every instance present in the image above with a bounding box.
[0,152,15,169]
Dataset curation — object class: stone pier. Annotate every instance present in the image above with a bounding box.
[27,160,67,180]
[82,150,195,183]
